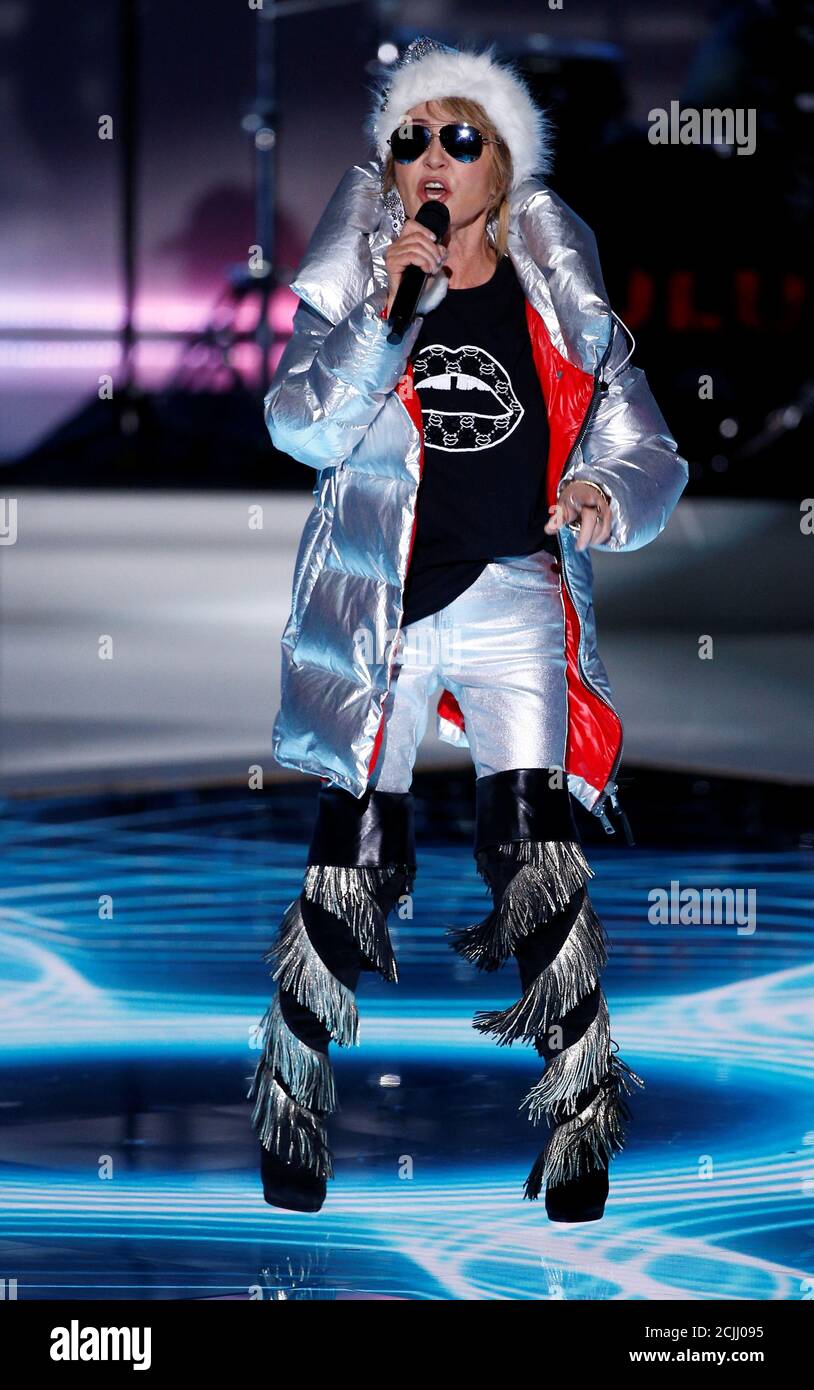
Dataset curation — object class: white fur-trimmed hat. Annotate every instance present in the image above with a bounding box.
[365,35,554,190]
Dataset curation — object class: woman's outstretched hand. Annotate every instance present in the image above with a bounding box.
[544,481,612,551]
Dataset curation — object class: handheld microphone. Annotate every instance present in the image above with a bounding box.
[386,200,450,345]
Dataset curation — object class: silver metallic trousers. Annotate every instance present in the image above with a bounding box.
[371,546,569,790]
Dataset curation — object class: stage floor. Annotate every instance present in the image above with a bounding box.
[1,769,812,1300]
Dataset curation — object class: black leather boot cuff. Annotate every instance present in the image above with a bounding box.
[475,768,578,854]
[307,784,417,868]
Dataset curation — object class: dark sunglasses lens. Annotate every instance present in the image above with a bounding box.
[389,124,430,162]
[442,125,484,162]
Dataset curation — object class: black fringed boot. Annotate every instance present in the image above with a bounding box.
[247,783,416,1212]
[446,768,644,1223]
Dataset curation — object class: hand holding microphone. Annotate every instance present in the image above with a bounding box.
[384,200,450,343]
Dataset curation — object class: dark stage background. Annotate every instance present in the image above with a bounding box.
[1,0,811,496]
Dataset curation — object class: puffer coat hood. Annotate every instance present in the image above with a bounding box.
[265,159,688,829]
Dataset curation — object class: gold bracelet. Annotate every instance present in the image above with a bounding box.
[559,479,611,504]
[574,479,611,506]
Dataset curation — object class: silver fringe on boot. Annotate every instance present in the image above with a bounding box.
[471,893,609,1042]
[264,893,361,1047]
[303,864,404,983]
[247,864,410,1174]
[252,992,338,1113]
[447,838,645,1200]
[523,1045,646,1194]
[447,839,594,971]
[249,1070,335,1180]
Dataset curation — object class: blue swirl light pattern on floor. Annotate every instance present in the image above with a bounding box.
[0,787,812,1299]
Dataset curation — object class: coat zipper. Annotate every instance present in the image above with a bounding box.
[554,325,635,846]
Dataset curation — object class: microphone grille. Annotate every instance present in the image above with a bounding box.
[415,199,450,239]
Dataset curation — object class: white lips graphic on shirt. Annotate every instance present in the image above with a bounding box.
[412,343,524,451]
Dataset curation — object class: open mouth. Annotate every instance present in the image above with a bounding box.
[420,179,451,201]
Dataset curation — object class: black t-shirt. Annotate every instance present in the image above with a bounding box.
[400,252,556,627]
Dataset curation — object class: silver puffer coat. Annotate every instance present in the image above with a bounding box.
[265,159,688,828]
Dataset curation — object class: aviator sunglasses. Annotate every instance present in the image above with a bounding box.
[388,121,503,164]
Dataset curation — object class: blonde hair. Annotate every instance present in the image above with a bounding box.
[381,95,513,260]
